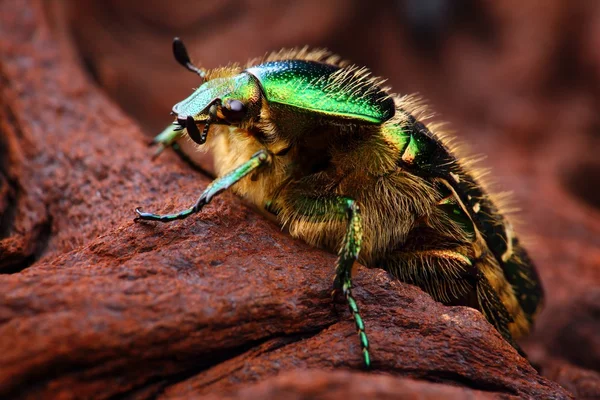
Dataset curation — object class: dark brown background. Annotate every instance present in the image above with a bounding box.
[0,0,599,398]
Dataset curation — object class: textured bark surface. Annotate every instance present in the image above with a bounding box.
[0,1,599,399]
[183,370,506,400]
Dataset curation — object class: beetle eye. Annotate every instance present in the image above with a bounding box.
[223,99,246,121]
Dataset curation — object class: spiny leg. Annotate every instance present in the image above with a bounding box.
[334,198,369,368]
[276,190,369,368]
[474,268,525,355]
[135,149,270,222]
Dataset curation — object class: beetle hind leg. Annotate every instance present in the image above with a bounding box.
[382,249,526,355]
[474,269,526,356]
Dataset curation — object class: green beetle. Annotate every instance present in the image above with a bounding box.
[136,38,544,368]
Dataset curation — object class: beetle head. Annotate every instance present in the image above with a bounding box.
[170,38,262,145]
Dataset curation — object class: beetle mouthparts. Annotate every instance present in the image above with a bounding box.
[183,115,205,145]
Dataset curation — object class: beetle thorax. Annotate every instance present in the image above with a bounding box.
[208,124,291,209]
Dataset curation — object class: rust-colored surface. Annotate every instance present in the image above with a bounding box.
[1,0,599,399]
[183,370,505,400]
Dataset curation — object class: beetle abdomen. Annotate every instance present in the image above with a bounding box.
[395,109,544,332]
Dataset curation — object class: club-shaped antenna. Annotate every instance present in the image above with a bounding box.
[172,37,206,79]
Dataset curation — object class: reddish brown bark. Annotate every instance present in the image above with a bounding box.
[1,1,599,399]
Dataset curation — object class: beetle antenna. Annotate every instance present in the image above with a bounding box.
[173,37,206,79]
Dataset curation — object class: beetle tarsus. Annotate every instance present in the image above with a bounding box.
[134,205,199,222]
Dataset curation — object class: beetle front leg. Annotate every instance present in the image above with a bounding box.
[135,149,270,222]
[150,123,185,159]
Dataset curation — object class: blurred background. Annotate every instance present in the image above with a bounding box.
[44,0,599,383]
[51,0,599,205]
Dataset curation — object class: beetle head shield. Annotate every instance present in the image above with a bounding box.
[172,73,262,145]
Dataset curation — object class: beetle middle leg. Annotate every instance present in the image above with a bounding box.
[276,191,370,368]
[334,198,370,368]
[135,149,270,222]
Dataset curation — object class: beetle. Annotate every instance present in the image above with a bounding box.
[135,38,544,368]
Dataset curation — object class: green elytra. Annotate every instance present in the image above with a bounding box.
[246,60,394,122]
[138,39,543,369]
